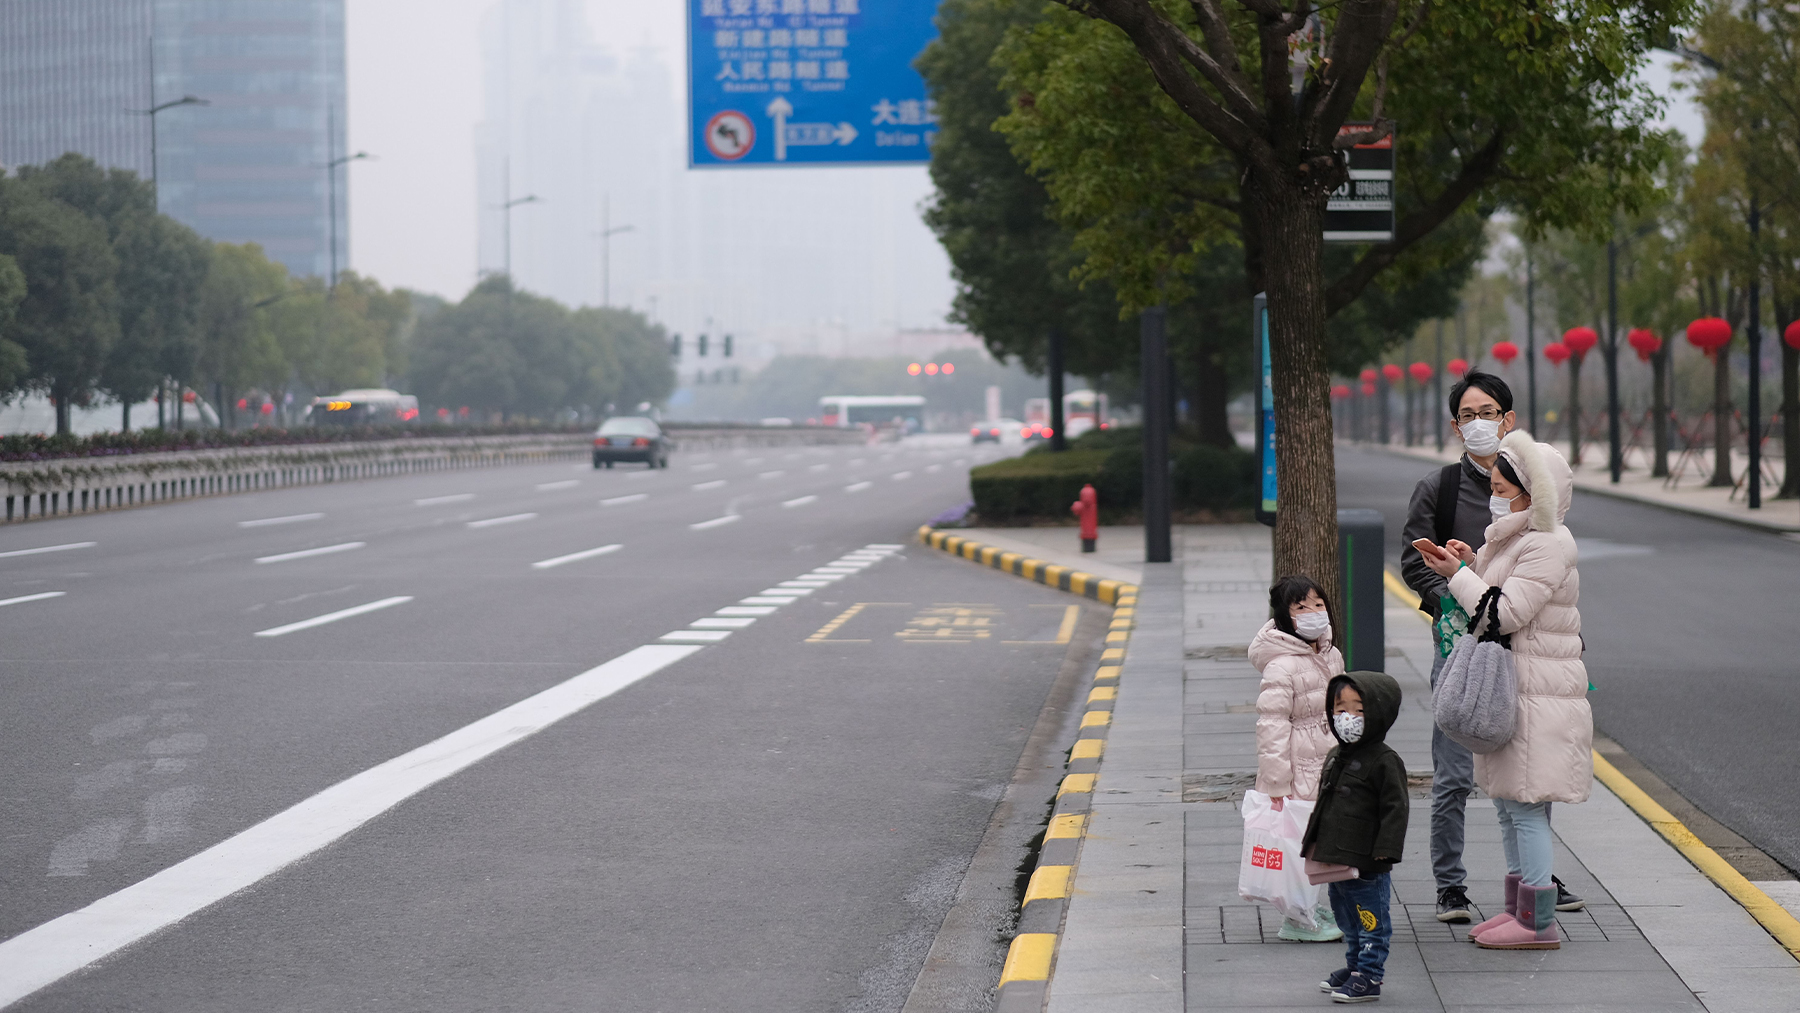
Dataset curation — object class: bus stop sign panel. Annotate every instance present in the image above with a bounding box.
[689,0,939,167]
[1324,125,1393,242]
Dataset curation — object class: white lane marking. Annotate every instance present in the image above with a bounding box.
[951,459,967,467]
[760,587,813,596]
[783,495,818,508]
[0,542,96,559]
[692,480,727,491]
[759,470,786,480]
[601,493,648,506]
[414,493,474,506]
[740,597,797,605]
[689,463,719,472]
[867,543,905,549]
[845,481,873,493]
[745,457,765,466]
[661,630,731,642]
[531,544,623,570]
[689,515,740,530]
[782,579,833,587]
[926,464,942,473]
[252,596,413,638]
[0,591,66,608]
[849,458,866,466]
[0,644,699,1005]
[253,542,366,565]
[467,513,536,529]
[891,471,913,481]
[690,617,756,629]
[808,463,829,472]
[535,480,580,491]
[237,513,322,528]
[717,605,778,615]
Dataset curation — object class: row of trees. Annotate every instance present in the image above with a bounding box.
[0,154,674,434]
[923,0,1695,587]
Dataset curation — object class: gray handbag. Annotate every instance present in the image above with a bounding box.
[1432,587,1518,754]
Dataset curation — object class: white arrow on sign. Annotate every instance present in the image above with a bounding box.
[764,97,857,161]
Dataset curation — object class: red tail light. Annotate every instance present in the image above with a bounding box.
[594,438,605,446]
[989,428,1000,436]
[633,437,651,446]
[971,427,979,435]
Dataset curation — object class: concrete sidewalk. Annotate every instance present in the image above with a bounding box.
[1016,523,1799,1012]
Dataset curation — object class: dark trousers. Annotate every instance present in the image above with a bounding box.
[1328,873,1393,982]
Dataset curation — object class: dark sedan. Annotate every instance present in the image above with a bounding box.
[592,417,672,469]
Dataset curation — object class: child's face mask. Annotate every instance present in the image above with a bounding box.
[1333,712,1365,743]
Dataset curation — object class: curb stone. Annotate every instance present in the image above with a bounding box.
[914,526,1137,1012]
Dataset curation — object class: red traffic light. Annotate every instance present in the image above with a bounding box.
[907,362,922,376]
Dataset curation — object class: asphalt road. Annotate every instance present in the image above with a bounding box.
[0,436,1104,1011]
[1336,442,1800,874]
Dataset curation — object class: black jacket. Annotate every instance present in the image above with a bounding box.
[1300,672,1409,875]
[1400,455,1494,619]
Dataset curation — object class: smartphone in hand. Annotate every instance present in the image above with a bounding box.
[1411,537,1446,559]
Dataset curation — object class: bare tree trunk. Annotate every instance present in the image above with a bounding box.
[1709,345,1734,487]
[53,390,71,436]
[122,400,132,434]
[1568,354,1584,466]
[1650,344,1669,479]
[1192,345,1234,449]
[1779,336,1798,498]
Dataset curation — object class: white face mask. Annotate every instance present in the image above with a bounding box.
[1293,611,1331,641]
[1460,417,1503,456]
[1333,712,1365,743]
[1490,495,1519,522]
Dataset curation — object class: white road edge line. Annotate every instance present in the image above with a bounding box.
[253,542,366,565]
[252,596,413,638]
[531,544,623,570]
[535,480,580,491]
[0,542,96,559]
[237,513,323,528]
[0,591,66,607]
[601,493,648,506]
[783,495,818,508]
[0,643,701,1007]
[844,481,873,493]
[692,480,727,491]
[414,493,475,506]
[467,512,537,529]
[689,515,740,530]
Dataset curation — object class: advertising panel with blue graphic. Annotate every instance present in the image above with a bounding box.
[688,0,940,167]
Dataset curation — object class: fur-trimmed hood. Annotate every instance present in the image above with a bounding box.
[1497,430,1572,531]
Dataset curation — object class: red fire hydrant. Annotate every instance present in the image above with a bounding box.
[1071,483,1098,553]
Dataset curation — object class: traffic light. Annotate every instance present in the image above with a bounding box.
[723,334,733,357]
[698,333,709,357]
[670,334,681,356]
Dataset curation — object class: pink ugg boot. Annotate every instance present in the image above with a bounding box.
[1466,873,1521,941]
[1474,883,1561,950]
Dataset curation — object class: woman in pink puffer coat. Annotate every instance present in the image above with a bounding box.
[1250,575,1346,941]
[1422,431,1592,951]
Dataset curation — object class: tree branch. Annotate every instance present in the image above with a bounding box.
[1323,128,1506,316]
[1077,0,1261,154]
[1305,0,1400,151]
[1168,23,1267,124]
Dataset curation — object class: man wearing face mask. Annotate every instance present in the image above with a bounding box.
[1398,370,1579,921]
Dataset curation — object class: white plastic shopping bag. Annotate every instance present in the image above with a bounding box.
[1236,789,1322,930]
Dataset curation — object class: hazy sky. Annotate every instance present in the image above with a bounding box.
[344,2,1709,302]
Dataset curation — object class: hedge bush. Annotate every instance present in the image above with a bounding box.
[969,434,1256,524]
[968,449,1109,524]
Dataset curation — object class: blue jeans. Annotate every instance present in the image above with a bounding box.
[1328,874,1392,982]
[1494,798,1555,887]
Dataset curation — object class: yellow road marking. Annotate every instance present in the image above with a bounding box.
[1093,665,1122,683]
[1047,813,1087,839]
[1383,568,1421,609]
[1071,739,1105,760]
[804,602,908,643]
[1079,711,1111,729]
[1024,865,1072,903]
[1058,773,1097,795]
[999,933,1056,984]
[1087,686,1116,703]
[1002,604,1080,645]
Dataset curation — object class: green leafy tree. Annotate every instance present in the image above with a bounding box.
[571,306,676,412]
[0,254,26,396]
[194,242,294,424]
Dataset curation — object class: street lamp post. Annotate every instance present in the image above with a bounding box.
[594,194,634,308]
[498,158,542,281]
[135,94,207,208]
[322,104,371,291]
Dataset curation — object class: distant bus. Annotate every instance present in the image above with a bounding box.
[818,395,926,431]
[306,389,420,425]
[1021,390,1109,439]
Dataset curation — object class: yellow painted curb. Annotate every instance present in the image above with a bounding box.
[999,933,1056,984]
[1086,686,1117,703]
[1024,864,1073,903]
[1078,711,1111,729]
[914,526,1138,604]
[1071,739,1105,760]
[1592,752,1800,961]
[1383,568,1421,609]
[1046,813,1088,839]
[1058,773,1098,796]
[1093,665,1122,683]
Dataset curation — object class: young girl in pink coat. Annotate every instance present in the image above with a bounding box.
[1251,575,1346,942]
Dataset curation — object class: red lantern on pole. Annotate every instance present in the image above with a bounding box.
[1627,328,1662,363]
[1361,381,1377,396]
[1331,384,1351,400]
[1360,367,1378,384]
[1785,320,1800,351]
[1381,363,1403,384]
[1490,340,1519,366]
[1447,357,1469,377]
[1687,317,1732,357]
[1408,361,1433,384]
[1562,326,1598,361]
[1543,342,1571,366]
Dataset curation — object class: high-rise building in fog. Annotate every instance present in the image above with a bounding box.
[0,0,349,281]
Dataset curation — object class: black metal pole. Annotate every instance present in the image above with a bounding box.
[1141,306,1171,563]
[1748,194,1763,508]
[1048,327,1067,452]
[1434,319,1446,452]
[1526,251,1538,434]
[1607,237,1623,483]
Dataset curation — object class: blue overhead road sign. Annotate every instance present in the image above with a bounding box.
[688,0,940,167]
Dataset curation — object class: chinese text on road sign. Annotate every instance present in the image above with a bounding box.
[1324,124,1394,242]
[688,0,940,167]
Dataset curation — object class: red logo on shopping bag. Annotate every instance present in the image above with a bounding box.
[1250,845,1283,869]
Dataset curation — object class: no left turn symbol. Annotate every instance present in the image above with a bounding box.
[705,110,754,160]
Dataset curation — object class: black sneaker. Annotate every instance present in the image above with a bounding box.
[1320,967,1353,993]
[1436,885,1472,923]
[1553,876,1586,912]
[1330,972,1382,1003]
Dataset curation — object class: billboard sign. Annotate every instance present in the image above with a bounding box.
[688,0,940,167]
[1324,124,1394,242]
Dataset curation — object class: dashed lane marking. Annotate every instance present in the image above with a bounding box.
[845,482,873,493]
[742,596,799,605]
[0,643,701,1007]
[531,544,623,570]
[237,513,323,528]
[690,463,719,472]
[690,617,756,629]
[716,606,778,615]
[535,480,580,491]
[0,591,66,608]
[414,494,474,506]
[759,470,786,480]
[601,493,648,506]
[0,542,96,559]
[254,542,366,565]
[690,515,740,530]
[692,480,727,491]
[660,629,731,642]
[808,463,830,472]
[252,596,413,638]
[892,471,913,481]
[783,495,818,508]
[467,513,537,529]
